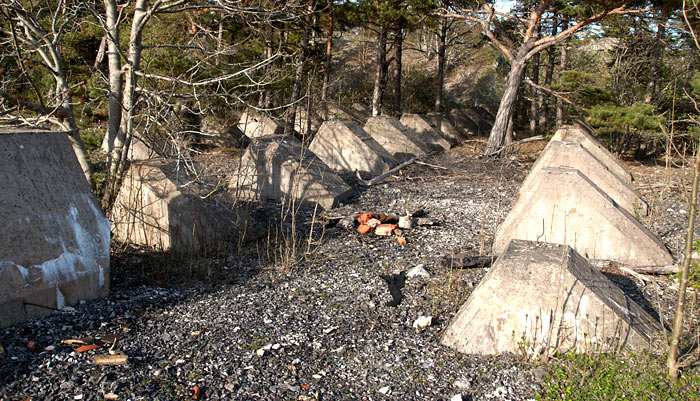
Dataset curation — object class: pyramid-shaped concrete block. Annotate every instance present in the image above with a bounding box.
[494,167,672,266]
[363,116,431,161]
[111,160,252,254]
[400,114,454,151]
[308,121,398,176]
[423,113,467,142]
[553,124,632,184]
[442,240,664,356]
[0,129,109,327]
[521,140,648,216]
[238,108,284,138]
[231,135,352,210]
[464,108,493,135]
[447,109,478,137]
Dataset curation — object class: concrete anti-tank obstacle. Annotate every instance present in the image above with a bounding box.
[447,109,478,137]
[111,160,253,255]
[422,113,468,142]
[238,108,284,138]
[441,240,665,356]
[520,140,648,216]
[363,116,431,161]
[308,121,398,176]
[553,124,632,184]
[231,135,353,210]
[0,128,110,327]
[399,113,454,151]
[494,167,672,266]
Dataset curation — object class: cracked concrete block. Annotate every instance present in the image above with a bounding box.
[111,160,253,254]
[400,114,454,151]
[231,135,352,210]
[521,140,647,216]
[552,124,632,184]
[309,121,398,176]
[442,240,664,356]
[494,167,672,266]
[447,109,478,137]
[0,128,109,327]
[238,108,284,138]
[363,116,431,161]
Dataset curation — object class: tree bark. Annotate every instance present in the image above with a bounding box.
[529,51,540,135]
[259,23,274,108]
[556,18,569,128]
[542,16,558,130]
[101,0,122,169]
[391,29,403,116]
[486,48,529,154]
[320,0,333,119]
[435,19,447,113]
[285,0,314,136]
[372,27,387,116]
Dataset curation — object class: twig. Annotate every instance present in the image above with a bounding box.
[415,160,449,170]
[356,156,418,186]
[482,135,545,158]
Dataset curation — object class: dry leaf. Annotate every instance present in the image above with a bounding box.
[392,228,403,236]
[26,341,37,351]
[94,351,128,366]
[76,344,102,353]
[103,393,119,400]
[192,385,201,400]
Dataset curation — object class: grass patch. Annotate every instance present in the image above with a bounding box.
[536,352,700,400]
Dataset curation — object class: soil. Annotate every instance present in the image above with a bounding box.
[1,139,699,401]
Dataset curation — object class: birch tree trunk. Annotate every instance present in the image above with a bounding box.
[101,0,122,172]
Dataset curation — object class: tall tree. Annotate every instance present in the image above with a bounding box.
[450,0,644,155]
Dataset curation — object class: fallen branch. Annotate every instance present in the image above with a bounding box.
[356,156,418,186]
[416,160,449,170]
[482,135,544,158]
[592,260,679,275]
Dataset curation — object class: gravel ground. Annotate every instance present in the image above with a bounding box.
[1,142,698,401]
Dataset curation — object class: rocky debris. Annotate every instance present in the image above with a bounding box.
[412,316,432,331]
[0,146,695,400]
[406,264,431,279]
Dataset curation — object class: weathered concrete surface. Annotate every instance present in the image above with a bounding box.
[231,135,352,210]
[294,108,322,135]
[521,140,647,216]
[442,240,664,356]
[363,116,431,161]
[463,108,494,135]
[447,109,478,137]
[400,114,454,151]
[309,121,398,175]
[423,113,467,142]
[111,160,253,254]
[494,167,672,266]
[238,108,284,138]
[0,129,109,327]
[197,117,250,148]
[326,103,368,124]
[553,124,632,184]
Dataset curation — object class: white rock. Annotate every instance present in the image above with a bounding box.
[407,264,430,278]
[256,348,265,357]
[378,386,391,395]
[450,395,463,401]
[44,345,55,352]
[398,215,413,229]
[412,316,432,331]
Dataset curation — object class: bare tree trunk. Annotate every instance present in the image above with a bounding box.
[645,10,668,105]
[668,139,700,382]
[285,0,313,136]
[259,23,273,108]
[529,24,541,135]
[542,17,558,130]
[320,0,333,119]
[101,0,122,171]
[372,27,387,116]
[434,19,447,113]
[556,19,569,128]
[391,29,403,117]
[486,48,529,154]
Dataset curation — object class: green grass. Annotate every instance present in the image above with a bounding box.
[536,352,700,400]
